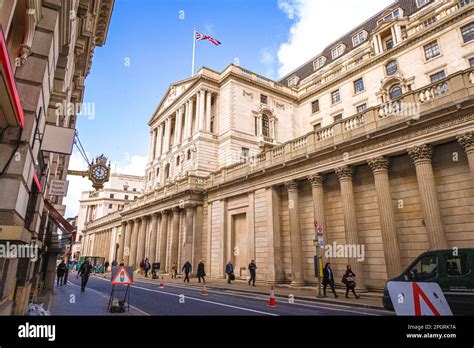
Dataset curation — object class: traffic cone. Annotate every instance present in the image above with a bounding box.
[267,285,277,307]
[159,280,165,289]
[201,282,209,296]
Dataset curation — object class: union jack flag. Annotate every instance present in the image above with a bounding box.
[196,32,222,46]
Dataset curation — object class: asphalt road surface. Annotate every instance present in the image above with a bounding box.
[67,275,392,316]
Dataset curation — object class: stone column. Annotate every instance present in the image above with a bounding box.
[195,92,201,133]
[199,90,206,131]
[149,128,157,161]
[188,99,194,138]
[170,207,180,270]
[266,186,283,282]
[368,157,402,279]
[136,216,148,265]
[148,213,159,263]
[163,118,171,154]
[155,124,163,159]
[284,180,304,286]
[408,145,448,249]
[193,205,204,268]
[308,173,326,234]
[182,204,195,267]
[123,220,133,265]
[129,218,140,269]
[457,133,474,180]
[159,210,170,272]
[336,166,367,290]
[184,102,190,140]
[205,91,212,132]
[175,107,184,145]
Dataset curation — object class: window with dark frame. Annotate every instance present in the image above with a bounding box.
[461,22,474,43]
[311,100,320,113]
[241,147,249,160]
[331,89,341,104]
[125,195,129,200]
[386,60,398,76]
[260,94,268,104]
[389,84,403,99]
[262,114,270,137]
[470,57,474,68]
[187,149,191,160]
[353,78,364,94]
[110,194,114,198]
[430,70,446,83]
[333,114,342,122]
[356,103,367,114]
[424,41,440,60]
[313,123,321,131]
[385,38,394,50]
[108,204,113,209]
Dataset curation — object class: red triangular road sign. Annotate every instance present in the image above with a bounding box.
[111,266,134,285]
[412,282,440,316]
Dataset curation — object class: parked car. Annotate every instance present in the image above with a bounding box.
[382,248,474,315]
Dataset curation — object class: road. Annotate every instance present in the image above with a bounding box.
[67,274,392,316]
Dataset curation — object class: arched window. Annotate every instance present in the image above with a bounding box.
[389,84,402,100]
[262,114,270,137]
[386,60,398,76]
[164,163,170,180]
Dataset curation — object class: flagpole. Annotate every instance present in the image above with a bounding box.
[191,28,196,76]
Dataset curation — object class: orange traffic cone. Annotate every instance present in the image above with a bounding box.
[267,286,277,307]
[201,282,209,296]
[159,280,165,289]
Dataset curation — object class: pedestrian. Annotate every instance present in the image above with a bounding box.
[56,260,66,286]
[104,260,110,272]
[342,265,360,299]
[112,260,117,267]
[63,260,70,286]
[322,262,338,298]
[171,262,178,279]
[248,260,257,286]
[182,260,192,283]
[197,260,206,283]
[144,258,151,278]
[119,260,125,266]
[139,259,145,275]
[225,261,234,284]
[77,260,93,292]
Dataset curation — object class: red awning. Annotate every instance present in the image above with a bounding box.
[44,199,77,242]
[0,25,25,128]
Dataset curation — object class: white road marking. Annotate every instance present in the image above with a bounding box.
[93,276,278,316]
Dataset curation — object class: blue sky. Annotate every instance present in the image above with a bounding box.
[65,0,394,217]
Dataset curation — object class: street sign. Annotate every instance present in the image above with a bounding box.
[111,266,134,285]
[49,179,69,196]
[387,281,452,316]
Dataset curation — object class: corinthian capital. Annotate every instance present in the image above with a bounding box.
[335,166,353,180]
[457,133,474,155]
[284,180,298,192]
[368,156,389,173]
[408,144,432,164]
[308,174,324,187]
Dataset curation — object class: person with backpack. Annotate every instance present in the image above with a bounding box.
[225,261,234,284]
[342,265,360,299]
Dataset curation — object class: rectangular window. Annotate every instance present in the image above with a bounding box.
[333,114,343,122]
[313,123,321,131]
[331,45,344,59]
[260,94,268,104]
[313,56,326,70]
[417,0,428,7]
[356,103,367,113]
[352,31,366,46]
[109,194,114,199]
[430,70,446,83]
[124,195,129,200]
[385,38,394,50]
[353,78,364,94]
[470,57,474,68]
[444,253,470,277]
[461,23,474,43]
[424,41,440,60]
[108,204,113,209]
[311,100,320,113]
[331,90,341,105]
[241,147,249,160]
[133,188,137,192]
[134,196,138,200]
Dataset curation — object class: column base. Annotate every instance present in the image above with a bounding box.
[290,281,306,287]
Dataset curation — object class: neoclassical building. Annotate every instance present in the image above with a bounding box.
[84,0,474,290]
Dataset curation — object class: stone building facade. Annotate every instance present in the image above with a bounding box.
[0,0,113,315]
[84,0,474,291]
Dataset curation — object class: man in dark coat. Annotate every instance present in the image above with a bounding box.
[77,260,93,292]
[225,261,234,284]
[182,260,192,283]
[248,260,257,286]
[322,262,338,298]
[56,260,67,286]
[197,260,206,283]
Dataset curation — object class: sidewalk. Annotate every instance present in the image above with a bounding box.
[49,278,144,315]
[128,272,386,310]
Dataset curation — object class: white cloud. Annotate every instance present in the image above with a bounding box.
[63,152,147,218]
[277,0,394,77]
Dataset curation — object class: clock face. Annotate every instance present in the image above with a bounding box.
[91,165,108,181]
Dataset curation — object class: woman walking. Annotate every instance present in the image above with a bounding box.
[342,265,360,299]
